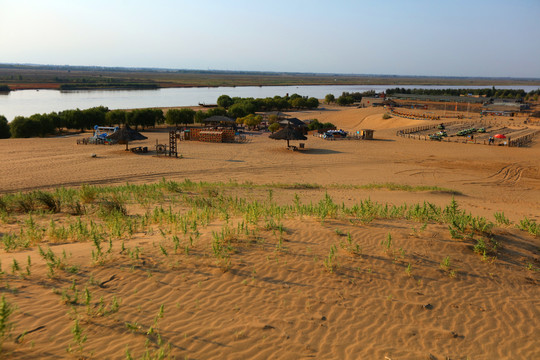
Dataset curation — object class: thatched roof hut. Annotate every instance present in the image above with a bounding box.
[278,117,306,128]
[106,125,148,150]
[269,125,307,148]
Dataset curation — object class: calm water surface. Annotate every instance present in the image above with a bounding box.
[1,84,538,121]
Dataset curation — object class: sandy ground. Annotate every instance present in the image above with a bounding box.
[0,105,539,359]
[2,106,539,221]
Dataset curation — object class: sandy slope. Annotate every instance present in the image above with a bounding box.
[0,106,539,359]
[1,198,538,359]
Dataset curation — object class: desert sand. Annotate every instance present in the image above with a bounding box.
[0,105,539,359]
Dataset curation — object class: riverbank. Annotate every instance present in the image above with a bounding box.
[3,64,540,91]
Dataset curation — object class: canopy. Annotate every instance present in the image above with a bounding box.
[494,134,506,139]
[106,125,148,150]
[269,125,307,148]
[278,117,306,127]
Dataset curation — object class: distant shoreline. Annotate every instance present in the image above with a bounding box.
[2,64,540,91]
[6,82,540,92]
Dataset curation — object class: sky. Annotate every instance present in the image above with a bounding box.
[1,0,539,78]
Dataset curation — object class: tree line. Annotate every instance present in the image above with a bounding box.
[0,93,321,138]
[385,87,540,100]
[325,90,376,106]
[216,93,319,116]
[1,107,168,138]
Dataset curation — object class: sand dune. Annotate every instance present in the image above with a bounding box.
[1,106,539,359]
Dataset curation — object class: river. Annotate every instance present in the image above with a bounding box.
[1,84,539,121]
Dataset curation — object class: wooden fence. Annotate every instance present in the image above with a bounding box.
[509,130,540,147]
[396,119,539,147]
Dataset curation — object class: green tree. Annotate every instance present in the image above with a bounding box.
[306,97,319,109]
[166,108,195,126]
[177,108,195,125]
[290,97,307,109]
[82,106,109,129]
[268,114,279,124]
[336,95,354,106]
[206,107,228,117]
[238,114,262,129]
[194,110,207,123]
[273,96,289,110]
[307,119,336,131]
[9,116,39,138]
[127,108,159,129]
[165,109,182,126]
[46,112,64,132]
[30,114,55,137]
[325,94,335,104]
[152,109,165,125]
[217,95,234,109]
[228,102,255,119]
[268,122,280,132]
[105,110,127,126]
[0,116,10,138]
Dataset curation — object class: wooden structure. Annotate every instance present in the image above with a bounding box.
[360,129,374,140]
[269,125,307,150]
[183,128,235,143]
[169,130,178,157]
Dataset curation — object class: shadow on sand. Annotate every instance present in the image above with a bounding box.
[300,148,343,155]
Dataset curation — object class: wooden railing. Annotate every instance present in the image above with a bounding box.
[509,130,540,147]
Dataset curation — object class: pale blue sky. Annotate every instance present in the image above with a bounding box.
[1,0,539,77]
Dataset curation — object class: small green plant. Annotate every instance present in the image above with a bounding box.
[108,296,121,315]
[0,295,15,353]
[405,263,412,277]
[410,222,428,237]
[517,217,539,237]
[79,184,98,204]
[67,318,87,355]
[98,196,127,217]
[35,191,61,213]
[440,256,451,270]
[439,256,456,278]
[381,233,392,253]
[494,211,510,226]
[323,245,338,273]
[11,259,20,275]
[340,233,362,256]
[125,322,141,333]
[159,244,168,257]
[25,256,32,276]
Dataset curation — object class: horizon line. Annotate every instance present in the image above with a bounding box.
[1,62,540,82]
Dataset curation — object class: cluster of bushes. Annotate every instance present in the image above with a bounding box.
[216,93,319,118]
[236,114,263,129]
[326,91,376,106]
[0,85,10,92]
[525,89,540,101]
[0,116,10,138]
[386,87,540,100]
[307,119,336,131]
